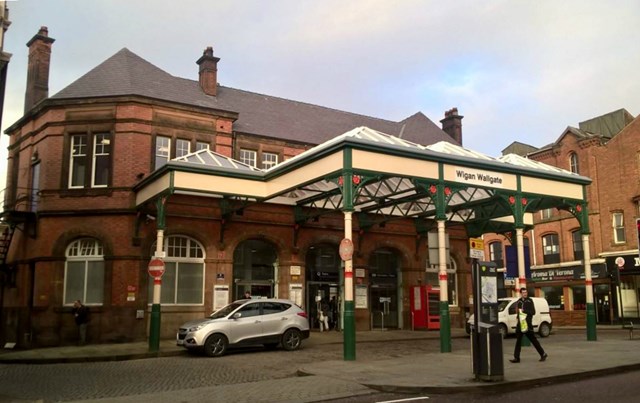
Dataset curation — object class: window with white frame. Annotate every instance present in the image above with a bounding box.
[262,152,278,169]
[540,208,553,220]
[613,212,626,243]
[155,136,171,169]
[148,235,205,305]
[176,139,191,158]
[426,258,458,306]
[240,149,257,167]
[64,238,104,305]
[542,233,560,264]
[196,142,209,151]
[569,152,579,174]
[69,133,111,189]
[489,241,504,267]
[92,134,111,187]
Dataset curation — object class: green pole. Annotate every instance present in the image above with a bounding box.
[439,301,451,352]
[343,300,356,360]
[586,302,597,340]
[149,303,161,352]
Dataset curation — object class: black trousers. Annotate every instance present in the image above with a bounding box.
[513,329,545,359]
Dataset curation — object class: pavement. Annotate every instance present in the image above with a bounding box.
[1,326,640,401]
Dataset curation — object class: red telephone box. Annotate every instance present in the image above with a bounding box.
[410,285,440,330]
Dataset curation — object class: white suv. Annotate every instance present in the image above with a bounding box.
[176,298,310,357]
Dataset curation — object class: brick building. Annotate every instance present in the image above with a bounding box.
[0,27,592,348]
[486,109,640,326]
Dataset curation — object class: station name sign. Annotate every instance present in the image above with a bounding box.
[454,167,504,188]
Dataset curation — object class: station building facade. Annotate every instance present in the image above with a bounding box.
[0,28,473,347]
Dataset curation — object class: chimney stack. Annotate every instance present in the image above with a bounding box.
[440,107,463,145]
[25,26,55,113]
[196,46,220,96]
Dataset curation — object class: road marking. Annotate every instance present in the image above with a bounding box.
[377,397,430,402]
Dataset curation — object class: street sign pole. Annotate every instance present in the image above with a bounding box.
[148,230,165,353]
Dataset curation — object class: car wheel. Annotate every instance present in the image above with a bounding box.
[264,343,279,350]
[281,328,302,351]
[539,322,551,337]
[499,323,508,337]
[204,334,228,357]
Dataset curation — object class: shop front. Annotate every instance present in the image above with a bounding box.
[529,262,610,326]
[605,254,640,324]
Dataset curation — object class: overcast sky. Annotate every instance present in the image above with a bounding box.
[2,0,640,186]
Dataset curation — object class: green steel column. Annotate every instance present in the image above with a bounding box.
[434,177,451,352]
[149,303,161,352]
[342,149,356,361]
[582,208,597,341]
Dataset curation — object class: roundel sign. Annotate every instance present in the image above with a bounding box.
[148,258,166,278]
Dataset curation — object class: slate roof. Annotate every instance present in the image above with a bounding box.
[51,48,455,146]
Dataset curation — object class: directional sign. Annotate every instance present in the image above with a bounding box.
[148,258,165,278]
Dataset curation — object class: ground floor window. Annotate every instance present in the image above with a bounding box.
[540,286,564,310]
[570,286,586,310]
[64,238,105,305]
[425,257,458,306]
[148,235,205,305]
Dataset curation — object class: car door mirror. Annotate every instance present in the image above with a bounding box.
[232,312,242,319]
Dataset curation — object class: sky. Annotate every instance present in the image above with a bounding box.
[1,0,640,189]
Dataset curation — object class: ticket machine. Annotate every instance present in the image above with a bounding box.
[471,260,504,381]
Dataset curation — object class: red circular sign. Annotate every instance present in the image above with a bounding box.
[339,238,354,261]
[148,258,165,278]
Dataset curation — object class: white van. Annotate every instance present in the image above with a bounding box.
[466,297,552,337]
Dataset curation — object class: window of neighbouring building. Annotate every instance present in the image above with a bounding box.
[155,135,171,169]
[148,235,205,305]
[489,241,504,267]
[569,152,579,174]
[542,233,560,264]
[69,133,112,189]
[30,161,40,212]
[540,208,553,220]
[612,212,626,244]
[64,238,105,305]
[572,230,584,261]
[262,152,278,169]
[541,286,564,310]
[240,149,257,167]
[570,285,586,310]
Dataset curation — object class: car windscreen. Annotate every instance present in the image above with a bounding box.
[498,300,511,312]
[210,301,244,319]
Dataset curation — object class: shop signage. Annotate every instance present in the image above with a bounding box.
[606,255,640,275]
[530,263,606,282]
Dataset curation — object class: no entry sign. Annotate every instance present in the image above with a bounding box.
[148,258,165,278]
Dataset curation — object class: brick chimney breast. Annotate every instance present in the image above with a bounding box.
[25,26,55,113]
[440,107,464,145]
[196,46,220,96]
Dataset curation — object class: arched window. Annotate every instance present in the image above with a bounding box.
[149,235,205,305]
[569,153,579,174]
[64,238,104,305]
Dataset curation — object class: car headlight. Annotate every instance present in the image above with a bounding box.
[188,324,205,332]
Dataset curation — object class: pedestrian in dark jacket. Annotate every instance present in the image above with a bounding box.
[72,300,90,345]
[510,288,547,363]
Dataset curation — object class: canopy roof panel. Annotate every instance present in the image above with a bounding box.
[134,127,590,233]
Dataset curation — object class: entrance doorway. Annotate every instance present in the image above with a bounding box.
[306,243,340,330]
[233,239,277,300]
[594,284,611,324]
[369,249,400,329]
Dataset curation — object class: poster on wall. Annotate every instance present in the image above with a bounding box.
[213,285,229,311]
[355,285,368,309]
[289,283,303,307]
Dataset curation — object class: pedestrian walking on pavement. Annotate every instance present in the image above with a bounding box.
[72,300,90,345]
[510,287,548,363]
